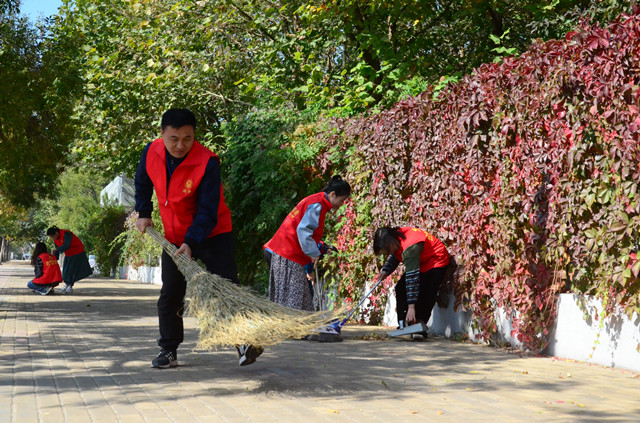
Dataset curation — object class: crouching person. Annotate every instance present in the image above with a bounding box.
[373,227,449,334]
[27,242,62,296]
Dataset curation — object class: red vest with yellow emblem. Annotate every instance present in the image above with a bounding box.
[146,138,232,245]
[265,192,333,265]
[33,252,62,285]
[394,227,449,272]
[53,229,85,256]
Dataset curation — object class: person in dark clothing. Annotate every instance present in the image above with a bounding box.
[46,226,93,294]
[27,242,62,295]
[374,227,449,332]
[135,108,260,368]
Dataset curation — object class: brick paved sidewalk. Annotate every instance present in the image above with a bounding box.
[1,261,638,422]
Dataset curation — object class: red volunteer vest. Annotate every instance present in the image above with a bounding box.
[54,229,85,256]
[146,138,233,245]
[33,252,62,285]
[394,227,449,272]
[265,192,333,266]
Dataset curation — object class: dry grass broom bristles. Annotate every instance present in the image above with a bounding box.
[146,227,342,348]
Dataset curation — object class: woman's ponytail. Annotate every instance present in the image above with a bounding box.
[322,175,351,197]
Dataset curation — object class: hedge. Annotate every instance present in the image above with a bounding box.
[318,9,640,351]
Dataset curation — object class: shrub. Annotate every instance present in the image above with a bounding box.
[114,201,163,269]
[222,109,327,292]
[87,203,127,276]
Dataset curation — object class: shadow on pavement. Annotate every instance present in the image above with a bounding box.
[2,261,638,422]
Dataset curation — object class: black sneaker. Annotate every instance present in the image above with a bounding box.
[237,344,264,366]
[151,350,178,368]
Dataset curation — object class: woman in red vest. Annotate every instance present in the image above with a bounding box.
[27,242,62,296]
[264,176,351,312]
[374,227,450,333]
[46,226,93,294]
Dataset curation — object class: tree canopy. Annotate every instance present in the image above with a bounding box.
[46,0,635,176]
[51,0,256,173]
[0,9,78,208]
[0,0,18,14]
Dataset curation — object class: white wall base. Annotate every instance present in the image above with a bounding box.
[126,264,162,285]
[547,293,640,372]
[383,289,398,328]
[383,291,640,372]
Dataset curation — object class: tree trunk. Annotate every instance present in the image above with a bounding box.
[0,237,6,263]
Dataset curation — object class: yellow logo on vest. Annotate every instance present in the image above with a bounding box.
[288,207,300,220]
[183,179,193,194]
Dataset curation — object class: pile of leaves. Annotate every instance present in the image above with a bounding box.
[318,9,640,351]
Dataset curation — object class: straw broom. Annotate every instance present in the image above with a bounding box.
[145,227,342,348]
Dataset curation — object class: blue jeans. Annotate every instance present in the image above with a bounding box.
[27,280,59,294]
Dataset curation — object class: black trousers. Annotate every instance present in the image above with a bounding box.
[158,231,238,351]
[263,248,272,267]
[395,266,447,325]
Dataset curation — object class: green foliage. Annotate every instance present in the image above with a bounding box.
[222,108,326,290]
[51,169,112,239]
[43,0,636,181]
[115,204,163,269]
[0,199,59,252]
[0,11,76,207]
[214,0,638,116]
[527,0,638,39]
[8,168,130,275]
[44,168,129,275]
[0,0,19,14]
[52,0,255,174]
[490,29,519,63]
[87,202,127,276]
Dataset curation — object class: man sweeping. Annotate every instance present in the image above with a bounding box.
[134,108,262,368]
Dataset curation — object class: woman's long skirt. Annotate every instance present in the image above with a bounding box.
[268,252,314,311]
[62,252,93,285]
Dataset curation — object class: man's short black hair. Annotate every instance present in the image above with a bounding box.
[161,108,197,131]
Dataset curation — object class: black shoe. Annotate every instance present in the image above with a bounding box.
[151,350,178,368]
[237,344,264,366]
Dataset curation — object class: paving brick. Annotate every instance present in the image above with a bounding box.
[1,261,639,422]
